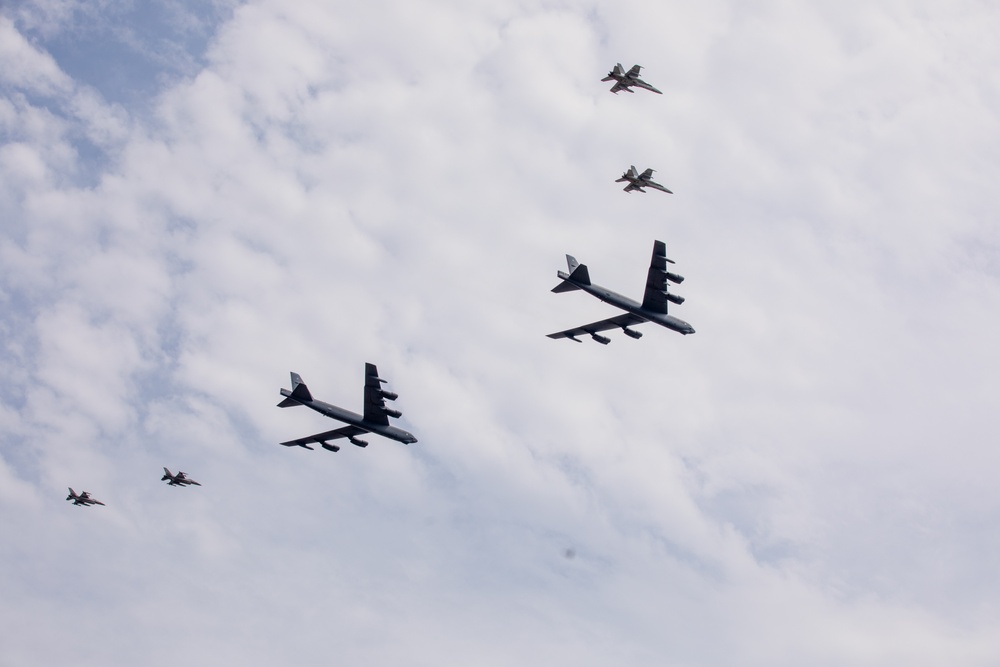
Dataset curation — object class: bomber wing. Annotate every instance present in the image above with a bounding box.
[363,363,395,426]
[641,240,683,314]
[281,424,367,450]
[547,313,647,342]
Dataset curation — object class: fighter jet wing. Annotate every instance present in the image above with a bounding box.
[626,64,643,77]
[363,363,392,426]
[641,240,679,314]
[281,425,367,448]
[609,81,631,94]
[547,313,646,341]
[639,168,654,179]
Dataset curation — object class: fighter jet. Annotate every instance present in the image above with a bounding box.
[548,240,695,343]
[161,468,201,487]
[602,63,663,95]
[66,488,105,506]
[277,364,417,452]
[616,166,673,194]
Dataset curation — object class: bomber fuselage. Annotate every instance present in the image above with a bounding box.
[279,390,417,444]
[557,271,695,335]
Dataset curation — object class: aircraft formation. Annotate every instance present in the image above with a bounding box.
[67,469,201,507]
[64,62,684,498]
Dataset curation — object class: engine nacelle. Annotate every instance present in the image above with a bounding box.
[348,436,369,448]
[622,327,643,339]
[380,390,398,401]
[321,442,341,452]
[591,333,611,345]
[383,408,402,419]
[666,293,685,305]
[665,271,685,284]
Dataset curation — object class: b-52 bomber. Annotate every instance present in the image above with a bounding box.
[278,364,417,451]
[161,468,201,487]
[602,63,663,95]
[548,240,695,343]
[66,488,105,506]
[616,166,673,194]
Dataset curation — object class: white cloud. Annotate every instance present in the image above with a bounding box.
[2,0,1000,664]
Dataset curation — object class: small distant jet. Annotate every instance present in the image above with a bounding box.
[66,488,105,507]
[161,468,201,487]
[277,364,417,452]
[548,240,695,343]
[616,166,673,194]
[602,63,662,95]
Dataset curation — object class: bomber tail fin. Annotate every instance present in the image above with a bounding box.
[278,372,313,407]
[552,254,590,292]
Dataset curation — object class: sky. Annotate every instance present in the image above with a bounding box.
[2,0,1000,664]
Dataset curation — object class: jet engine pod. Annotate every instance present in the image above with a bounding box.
[380,390,398,401]
[622,327,643,340]
[383,408,402,419]
[590,333,611,345]
[665,271,685,284]
[348,436,369,448]
[321,442,341,452]
[666,293,685,305]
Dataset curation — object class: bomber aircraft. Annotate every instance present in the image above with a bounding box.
[548,240,695,343]
[277,364,417,452]
[616,166,673,194]
[602,63,663,95]
[66,488,105,506]
[161,468,201,487]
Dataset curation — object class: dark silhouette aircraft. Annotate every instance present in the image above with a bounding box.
[66,488,105,506]
[602,63,662,94]
[616,166,672,194]
[277,364,417,452]
[548,240,694,343]
[161,468,201,486]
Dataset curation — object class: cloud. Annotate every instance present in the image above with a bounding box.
[3,0,1000,664]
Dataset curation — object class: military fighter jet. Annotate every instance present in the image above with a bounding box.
[548,240,694,343]
[277,364,417,452]
[161,468,201,487]
[66,488,105,506]
[602,63,663,95]
[616,166,673,194]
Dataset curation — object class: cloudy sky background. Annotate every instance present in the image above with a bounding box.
[2,0,1000,664]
